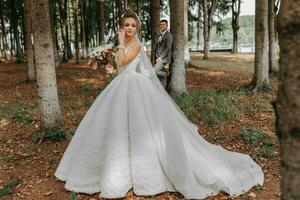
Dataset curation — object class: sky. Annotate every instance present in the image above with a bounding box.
[224,0,255,18]
[161,0,256,22]
[240,0,255,16]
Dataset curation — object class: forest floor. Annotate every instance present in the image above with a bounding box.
[0,53,280,200]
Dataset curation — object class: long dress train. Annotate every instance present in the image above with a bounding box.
[55,43,263,199]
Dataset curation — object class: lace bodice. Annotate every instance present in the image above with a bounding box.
[116,43,141,75]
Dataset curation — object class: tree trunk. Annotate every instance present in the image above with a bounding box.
[67,0,73,58]
[21,9,26,56]
[59,0,68,62]
[0,0,7,59]
[116,0,124,25]
[112,1,117,41]
[32,0,61,128]
[50,0,60,67]
[202,0,209,59]
[268,0,276,73]
[72,0,80,64]
[252,0,269,90]
[24,0,35,81]
[184,0,191,66]
[169,0,187,94]
[80,0,87,58]
[231,0,241,53]
[197,0,203,50]
[10,0,23,62]
[9,25,14,61]
[98,0,105,44]
[276,1,300,199]
[150,0,160,64]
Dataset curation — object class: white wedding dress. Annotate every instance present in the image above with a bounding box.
[55,41,263,199]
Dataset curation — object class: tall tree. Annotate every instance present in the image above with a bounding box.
[0,0,7,59]
[32,0,61,128]
[202,0,209,59]
[80,0,87,58]
[252,0,269,90]
[98,0,105,44]
[66,0,73,58]
[50,0,60,67]
[58,0,69,62]
[197,0,203,50]
[169,0,186,93]
[231,0,241,53]
[116,0,124,25]
[9,23,14,61]
[268,0,276,73]
[276,1,300,199]
[24,0,35,81]
[184,0,191,65]
[150,0,160,63]
[10,0,23,62]
[72,0,80,64]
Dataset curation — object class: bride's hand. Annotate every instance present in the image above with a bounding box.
[117,29,125,45]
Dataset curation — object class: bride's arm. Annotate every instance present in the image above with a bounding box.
[117,43,141,66]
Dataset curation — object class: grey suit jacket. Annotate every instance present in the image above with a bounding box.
[155,31,173,64]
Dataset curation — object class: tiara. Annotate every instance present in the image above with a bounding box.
[121,10,140,21]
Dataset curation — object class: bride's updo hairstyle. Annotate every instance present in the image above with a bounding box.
[120,10,141,33]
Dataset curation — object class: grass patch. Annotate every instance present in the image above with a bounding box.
[12,108,33,124]
[257,139,275,158]
[172,89,244,128]
[1,154,13,163]
[0,179,22,198]
[239,127,275,160]
[239,127,264,145]
[63,71,90,79]
[106,74,117,85]
[190,54,254,72]
[70,191,77,200]
[32,128,72,144]
[0,103,11,120]
[81,85,92,93]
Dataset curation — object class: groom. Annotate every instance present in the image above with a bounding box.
[154,19,173,89]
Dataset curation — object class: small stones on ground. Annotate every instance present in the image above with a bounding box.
[44,191,52,196]
[248,192,257,198]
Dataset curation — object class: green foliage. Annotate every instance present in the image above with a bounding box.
[70,191,77,200]
[12,108,33,124]
[43,129,66,141]
[106,74,116,85]
[247,97,272,115]
[2,154,13,163]
[257,139,275,158]
[190,15,255,47]
[0,179,22,198]
[0,103,8,119]
[239,128,264,145]
[214,21,227,36]
[172,89,244,128]
[32,128,71,144]
[240,127,275,160]
[81,85,92,93]
[255,84,273,93]
[212,15,255,46]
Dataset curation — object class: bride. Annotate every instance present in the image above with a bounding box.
[55,10,263,199]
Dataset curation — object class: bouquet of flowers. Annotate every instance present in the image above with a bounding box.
[88,45,118,74]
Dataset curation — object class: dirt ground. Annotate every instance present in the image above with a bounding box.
[0,54,280,200]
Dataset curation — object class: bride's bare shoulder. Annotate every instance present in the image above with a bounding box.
[130,42,141,53]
